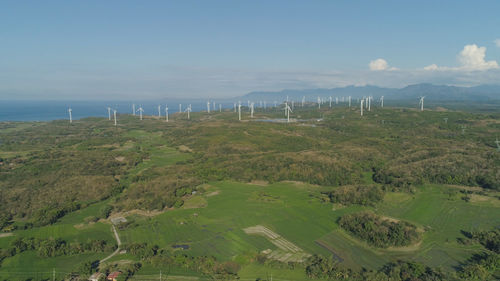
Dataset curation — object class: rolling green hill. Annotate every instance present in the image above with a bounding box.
[0,105,499,280]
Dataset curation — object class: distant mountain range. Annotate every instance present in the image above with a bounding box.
[241,83,500,101]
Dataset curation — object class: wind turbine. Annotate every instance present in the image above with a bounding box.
[207,101,211,113]
[336,97,338,105]
[284,102,293,123]
[158,105,161,117]
[68,108,73,124]
[137,106,144,120]
[238,101,242,121]
[185,104,192,119]
[165,105,169,122]
[368,96,371,111]
[419,96,425,111]
[317,97,321,109]
[250,102,254,118]
[264,101,267,110]
[329,96,332,108]
[132,104,136,116]
[213,101,216,111]
[302,96,305,107]
[348,96,351,108]
[234,102,237,112]
[495,138,500,151]
[360,99,364,116]
[380,96,384,108]
[107,107,111,120]
[179,104,182,113]
[219,104,222,112]
[113,109,117,126]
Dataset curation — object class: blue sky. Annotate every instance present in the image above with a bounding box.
[1,0,500,99]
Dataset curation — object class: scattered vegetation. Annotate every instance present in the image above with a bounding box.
[325,185,385,206]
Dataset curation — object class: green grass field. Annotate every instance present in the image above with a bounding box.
[1,181,499,280]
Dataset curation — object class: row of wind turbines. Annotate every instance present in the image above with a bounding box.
[66,96,429,125]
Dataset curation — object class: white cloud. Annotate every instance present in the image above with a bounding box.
[369,58,398,71]
[495,39,500,48]
[424,44,498,71]
[423,64,439,71]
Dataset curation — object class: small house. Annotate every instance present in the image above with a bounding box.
[107,271,121,281]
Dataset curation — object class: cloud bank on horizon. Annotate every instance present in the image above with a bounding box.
[372,44,499,72]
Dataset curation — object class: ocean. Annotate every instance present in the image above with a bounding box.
[0,100,239,122]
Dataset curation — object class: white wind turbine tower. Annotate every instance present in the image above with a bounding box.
[165,105,169,122]
[219,104,222,112]
[302,96,305,107]
[68,107,73,124]
[329,96,332,108]
[132,104,136,116]
[495,138,500,151]
[250,102,254,118]
[317,97,321,109]
[207,101,211,113]
[107,107,111,120]
[348,96,351,108]
[264,101,267,110]
[113,109,117,126]
[185,104,192,119]
[213,101,216,111]
[360,99,364,116]
[137,106,144,120]
[179,104,182,113]
[238,101,242,121]
[234,102,237,112]
[380,96,384,108]
[336,97,338,105]
[419,96,425,111]
[368,96,371,111]
[284,102,293,123]
[158,105,161,117]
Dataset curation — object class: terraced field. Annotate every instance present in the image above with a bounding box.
[244,225,311,262]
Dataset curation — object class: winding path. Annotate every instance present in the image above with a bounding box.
[100,225,121,263]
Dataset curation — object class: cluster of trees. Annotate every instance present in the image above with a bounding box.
[305,255,448,280]
[325,185,384,206]
[458,253,499,281]
[462,228,500,254]
[0,213,12,231]
[31,202,82,227]
[0,236,115,264]
[339,212,421,248]
[122,242,240,280]
[373,151,499,191]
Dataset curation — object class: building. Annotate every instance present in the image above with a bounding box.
[107,271,121,281]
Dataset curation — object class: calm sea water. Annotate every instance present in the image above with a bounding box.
[0,100,238,121]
